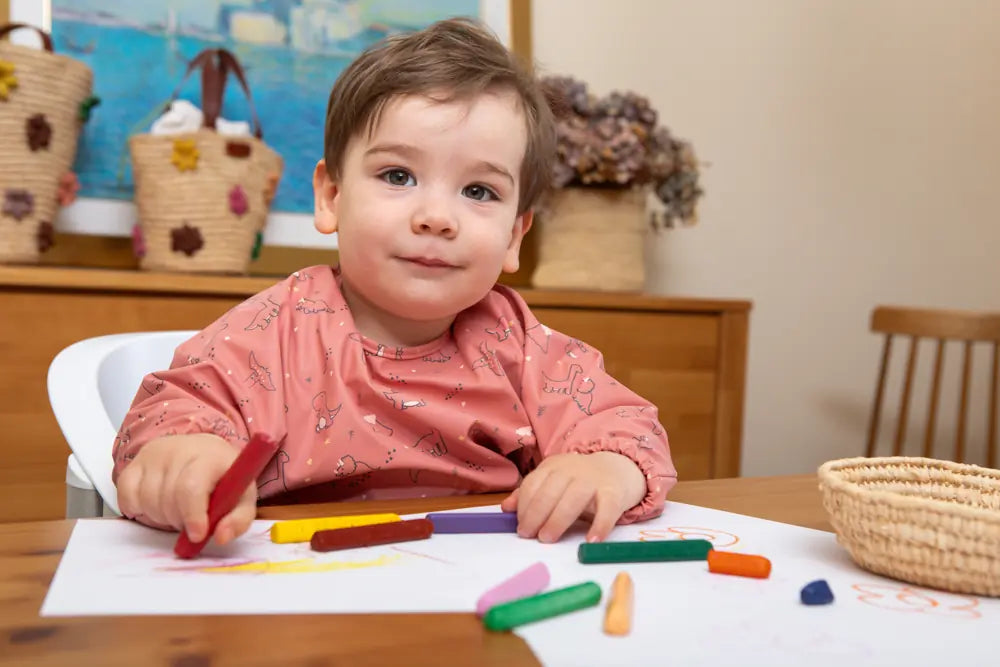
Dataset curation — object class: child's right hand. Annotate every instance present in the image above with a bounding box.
[116,433,258,545]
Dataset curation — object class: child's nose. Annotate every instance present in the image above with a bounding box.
[411,202,457,238]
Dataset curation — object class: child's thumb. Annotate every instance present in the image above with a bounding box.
[500,487,519,512]
[213,484,258,546]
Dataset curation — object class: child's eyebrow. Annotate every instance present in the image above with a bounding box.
[471,160,515,187]
[365,142,514,186]
[364,142,422,161]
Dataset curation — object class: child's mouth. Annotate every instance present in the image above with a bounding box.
[400,256,456,269]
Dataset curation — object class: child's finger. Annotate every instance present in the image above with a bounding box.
[499,487,520,512]
[512,468,548,526]
[137,468,168,527]
[174,461,218,543]
[516,473,570,539]
[115,464,143,519]
[537,480,592,543]
[586,491,621,543]
[159,456,196,531]
[213,483,258,546]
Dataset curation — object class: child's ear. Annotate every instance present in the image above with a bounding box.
[313,160,339,235]
[502,210,534,274]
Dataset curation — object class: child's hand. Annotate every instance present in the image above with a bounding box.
[116,433,258,546]
[500,451,646,544]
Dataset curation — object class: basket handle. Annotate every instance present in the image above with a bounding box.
[212,50,264,140]
[0,23,54,52]
[165,48,263,140]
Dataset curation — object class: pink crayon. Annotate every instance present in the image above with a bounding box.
[475,562,551,616]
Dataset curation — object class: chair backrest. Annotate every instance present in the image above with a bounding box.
[866,306,1000,467]
[48,331,197,515]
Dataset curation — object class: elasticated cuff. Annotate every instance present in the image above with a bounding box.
[568,438,678,524]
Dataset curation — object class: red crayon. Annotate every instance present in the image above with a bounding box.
[311,518,435,552]
[174,433,277,559]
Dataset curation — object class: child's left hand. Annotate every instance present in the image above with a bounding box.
[500,451,647,544]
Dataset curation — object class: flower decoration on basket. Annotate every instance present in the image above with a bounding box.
[3,189,33,221]
[542,75,703,230]
[0,59,17,100]
[228,185,249,217]
[26,113,52,151]
[56,172,79,206]
[170,139,199,172]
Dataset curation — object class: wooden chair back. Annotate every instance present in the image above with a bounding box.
[867,306,1000,467]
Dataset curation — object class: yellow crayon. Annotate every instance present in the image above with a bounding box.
[603,571,633,636]
[269,513,401,544]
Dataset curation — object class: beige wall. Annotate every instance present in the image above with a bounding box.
[532,0,1000,476]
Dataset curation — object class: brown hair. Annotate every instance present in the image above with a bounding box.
[323,17,555,215]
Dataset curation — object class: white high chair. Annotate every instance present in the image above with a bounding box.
[47,331,196,518]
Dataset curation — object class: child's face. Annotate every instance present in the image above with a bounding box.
[314,89,532,326]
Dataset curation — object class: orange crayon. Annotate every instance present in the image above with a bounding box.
[707,549,771,578]
[603,571,634,636]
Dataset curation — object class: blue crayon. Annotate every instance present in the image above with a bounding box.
[800,579,834,605]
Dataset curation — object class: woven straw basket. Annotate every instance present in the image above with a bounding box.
[130,49,282,274]
[818,456,1000,596]
[531,187,646,291]
[0,23,93,264]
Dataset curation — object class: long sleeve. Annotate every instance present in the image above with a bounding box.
[111,283,292,483]
[506,290,677,523]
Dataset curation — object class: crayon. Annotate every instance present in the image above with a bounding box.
[603,572,634,636]
[578,539,712,564]
[800,579,834,605]
[483,582,602,632]
[426,511,519,533]
[310,518,434,552]
[270,513,401,543]
[174,433,276,559]
[707,549,772,578]
[475,562,551,616]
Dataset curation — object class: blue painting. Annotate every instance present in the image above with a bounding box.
[52,0,481,214]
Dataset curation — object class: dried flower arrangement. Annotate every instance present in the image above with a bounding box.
[542,76,703,229]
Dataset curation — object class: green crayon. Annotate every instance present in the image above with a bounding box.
[482,581,602,631]
[578,539,713,564]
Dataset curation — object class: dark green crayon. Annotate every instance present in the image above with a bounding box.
[578,539,713,564]
[482,581,602,631]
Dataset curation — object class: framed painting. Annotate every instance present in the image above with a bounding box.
[6,0,530,249]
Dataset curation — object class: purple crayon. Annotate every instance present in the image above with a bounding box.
[426,511,519,533]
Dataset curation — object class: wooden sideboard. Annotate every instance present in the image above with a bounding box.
[0,265,751,522]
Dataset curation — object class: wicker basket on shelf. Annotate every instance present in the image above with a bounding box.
[0,23,94,264]
[818,456,1000,597]
[129,48,282,274]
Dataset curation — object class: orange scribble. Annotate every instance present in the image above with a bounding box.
[852,583,981,619]
[637,526,740,548]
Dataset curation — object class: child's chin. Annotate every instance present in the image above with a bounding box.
[394,287,481,318]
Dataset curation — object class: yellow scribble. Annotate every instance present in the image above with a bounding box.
[197,554,401,574]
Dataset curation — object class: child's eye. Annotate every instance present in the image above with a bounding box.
[463,184,499,202]
[380,169,415,187]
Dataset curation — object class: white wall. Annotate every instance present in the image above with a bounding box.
[532,0,1000,475]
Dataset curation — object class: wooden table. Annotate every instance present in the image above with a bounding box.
[0,475,825,666]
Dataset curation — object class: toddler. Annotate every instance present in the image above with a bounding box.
[113,17,677,548]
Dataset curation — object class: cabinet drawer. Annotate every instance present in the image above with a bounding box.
[530,309,719,480]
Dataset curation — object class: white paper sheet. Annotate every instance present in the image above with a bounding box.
[41,502,999,666]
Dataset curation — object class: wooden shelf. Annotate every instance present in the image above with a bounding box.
[0,265,751,313]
